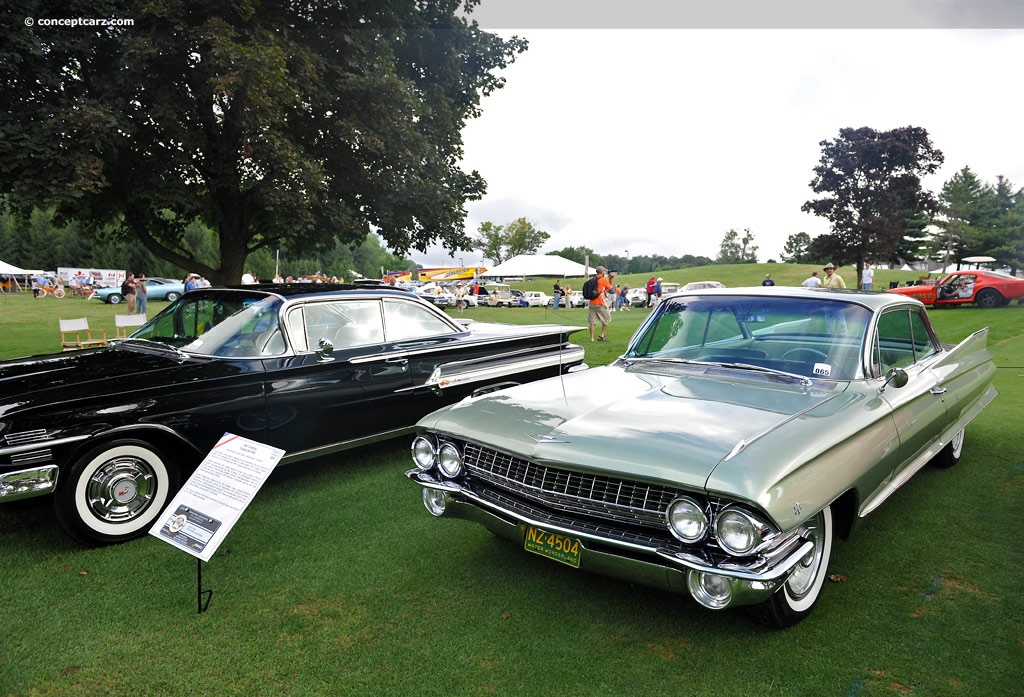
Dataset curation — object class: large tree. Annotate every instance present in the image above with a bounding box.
[716,228,758,264]
[932,166,992,265]
[0,1,525,282]
[802,126,943,281]
[472,217,549,264]
[781,232,812,263]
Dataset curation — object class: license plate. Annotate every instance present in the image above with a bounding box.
[523,525,581,568]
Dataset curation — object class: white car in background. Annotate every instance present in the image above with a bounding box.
[522,291,551,307]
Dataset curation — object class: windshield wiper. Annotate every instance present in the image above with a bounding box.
[113,337,190,362]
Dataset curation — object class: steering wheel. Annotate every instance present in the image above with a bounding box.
[782,348,828,362]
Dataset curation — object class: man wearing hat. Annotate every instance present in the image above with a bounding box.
[822,262,846,289]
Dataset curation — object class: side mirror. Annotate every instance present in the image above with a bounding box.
[316,337,334,362]
[878,367,908,393]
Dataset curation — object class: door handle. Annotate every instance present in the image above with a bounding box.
[929,386,947,395]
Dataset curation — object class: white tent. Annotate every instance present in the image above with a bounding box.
[0,258,44,275]
[479,254,590,278]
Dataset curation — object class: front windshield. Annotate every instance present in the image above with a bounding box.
[131,292,286,357]
[626,295,872,380]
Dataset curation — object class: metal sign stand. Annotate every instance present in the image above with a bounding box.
[197,558,213,613]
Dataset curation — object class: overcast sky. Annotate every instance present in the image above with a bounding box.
[411,2,1024,268]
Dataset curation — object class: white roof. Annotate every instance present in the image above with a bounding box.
[0,258,45,275]
[480,254,590,278]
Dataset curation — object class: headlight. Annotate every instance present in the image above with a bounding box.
[666,496,708,543]
[411,435,436,471]
[715,507,770,556]
[437,442,463,478]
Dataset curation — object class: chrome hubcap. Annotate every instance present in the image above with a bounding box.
[86,457,157,523]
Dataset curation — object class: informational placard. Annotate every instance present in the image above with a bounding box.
[150,433,284,562]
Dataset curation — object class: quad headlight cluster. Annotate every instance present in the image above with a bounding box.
[411,435,464,478]
[666,496,775,557]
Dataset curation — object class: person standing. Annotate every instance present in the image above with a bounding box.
[136,274,148,314]
[762,274,775,286]
[860,263,874,290]
[822,263,846,289]
[653,277,663,305]
[123,273,137,313]
[552,280,563,309]
[587,266,614,342]
[801,271,822,288]
[645,276,656,307]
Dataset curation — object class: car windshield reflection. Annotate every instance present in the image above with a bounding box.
[131,292,286,357]
[626,295,872,380]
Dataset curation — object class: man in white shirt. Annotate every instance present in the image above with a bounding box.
[861,263,874,290]
[801,271,822,288]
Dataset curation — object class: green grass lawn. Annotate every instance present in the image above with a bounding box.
[1,277,1022,696]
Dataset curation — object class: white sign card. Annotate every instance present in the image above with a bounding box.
[150,433,284,562]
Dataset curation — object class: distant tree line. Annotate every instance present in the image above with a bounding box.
[0,201,409,281]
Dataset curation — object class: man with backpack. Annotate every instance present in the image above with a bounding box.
[584,266,614,342]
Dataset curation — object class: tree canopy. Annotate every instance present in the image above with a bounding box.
[471,217,549,263]
[931,167,1024,273]
[0,1,526,283]
[716,228,758,264]
[802,126,943,279]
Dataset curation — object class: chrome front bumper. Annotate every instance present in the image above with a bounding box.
[0,465,59,501]
[406,469,811,609]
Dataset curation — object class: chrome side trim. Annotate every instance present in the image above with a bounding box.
[278,426,415,466]
[396,346,586,394]
[0,434,90,457]
[0,465,59,501]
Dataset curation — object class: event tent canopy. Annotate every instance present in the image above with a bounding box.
[0,258,44,275]
[479,254,590,278]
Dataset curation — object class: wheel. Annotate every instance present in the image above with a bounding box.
[165,291,181,302]
[54,439,180,546]
[781,348,828,362]
[107,293,123,304]
[759,506,833,628]
[54,287,66,298]
[932,428,964,468]
[975,289,1002,309]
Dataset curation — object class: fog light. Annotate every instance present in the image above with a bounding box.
[422,487,448,516]
[687,570,733,610]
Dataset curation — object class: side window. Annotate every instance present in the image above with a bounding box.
[383,299,457,341]
[873,308,937,374]
[290,300,384,352]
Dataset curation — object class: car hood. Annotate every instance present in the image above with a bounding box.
[419,361,852,491]
[0,345,233,417]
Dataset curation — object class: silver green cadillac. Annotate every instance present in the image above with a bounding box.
[406,287,998,627]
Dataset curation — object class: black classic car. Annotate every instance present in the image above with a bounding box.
[0,284,586,545]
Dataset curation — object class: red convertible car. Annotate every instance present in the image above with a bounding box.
[888,269,1024,308]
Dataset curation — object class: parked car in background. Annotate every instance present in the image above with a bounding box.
[406,286,997,627]
[482,283,516,308]
[625,287,648,306]
[887,269,1024,308]
[566,291,588,307]
[0,284,587,546]
[680,281,724,292]
[522,291,551,307]
[91,277,185,304]
[411,282,455,308]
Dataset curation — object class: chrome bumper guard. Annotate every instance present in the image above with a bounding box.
[406,469,811,608]
[0,465,59,501]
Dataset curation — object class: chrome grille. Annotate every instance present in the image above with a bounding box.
[462,442,683,529]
